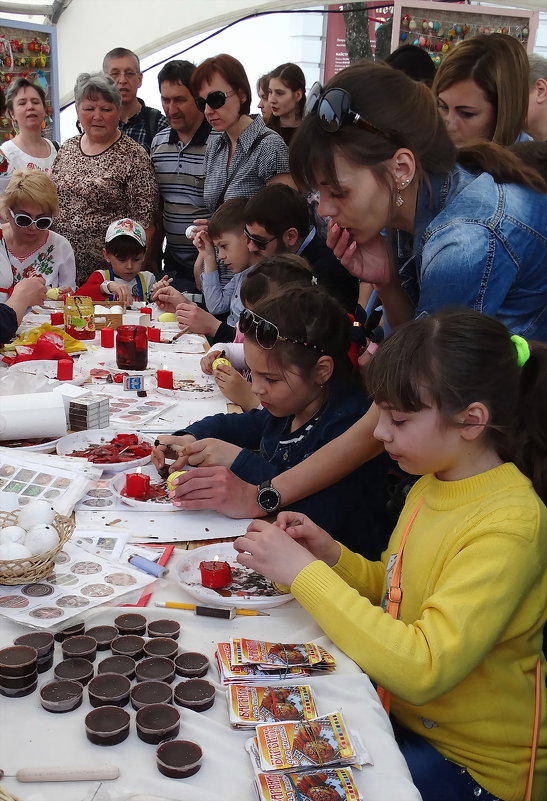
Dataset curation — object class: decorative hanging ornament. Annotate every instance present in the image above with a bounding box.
[409,19,417,31]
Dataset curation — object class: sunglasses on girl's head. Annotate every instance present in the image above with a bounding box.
[305,82,397,141]
[9,208,53,230]
[243,226,277,251]
[194,89,236,113]
[239,308,327,354]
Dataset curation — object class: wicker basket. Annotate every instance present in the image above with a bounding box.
[0,511,75,585]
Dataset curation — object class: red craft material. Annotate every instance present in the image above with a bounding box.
[125,471,151,500]
[50,312,64,326]
[156,368,174,389]
[56,359,73,381]
[199,560,232,589]
[147,327,161,342]
[100,328,115,348]
[141,307,153,318]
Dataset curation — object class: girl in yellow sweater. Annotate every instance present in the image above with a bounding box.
[235,308,547,801]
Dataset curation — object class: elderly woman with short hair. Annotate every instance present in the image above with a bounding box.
[51,72,159,284]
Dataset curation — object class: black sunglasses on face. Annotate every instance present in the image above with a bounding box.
[305,82,398,142]
[194,89,236,113]
[9,208,53,230]
[239,309,327,354]
[243,226,277,251]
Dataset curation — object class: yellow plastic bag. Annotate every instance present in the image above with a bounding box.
[7,323,88,354]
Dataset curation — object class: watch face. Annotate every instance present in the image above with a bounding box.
[258,487,280,513]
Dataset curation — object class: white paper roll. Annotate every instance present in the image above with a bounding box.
[0,392,67,440]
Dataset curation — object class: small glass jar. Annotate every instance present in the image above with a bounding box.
[64,296,95,340]
[115,325,148,371]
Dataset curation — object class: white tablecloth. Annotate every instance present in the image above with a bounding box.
[0,557,422,801]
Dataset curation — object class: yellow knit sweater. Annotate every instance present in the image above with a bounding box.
[291,463,546,801]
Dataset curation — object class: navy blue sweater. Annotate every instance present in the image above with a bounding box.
[179,385,390,556]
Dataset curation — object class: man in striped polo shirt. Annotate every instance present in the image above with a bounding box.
[151,60,212,293]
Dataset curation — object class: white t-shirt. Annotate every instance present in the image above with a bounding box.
[0,138,57,191]
[3,230,76,289]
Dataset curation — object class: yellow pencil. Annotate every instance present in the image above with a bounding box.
[154,601,269,618]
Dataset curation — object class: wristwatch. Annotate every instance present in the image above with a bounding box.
[257,480,282,514]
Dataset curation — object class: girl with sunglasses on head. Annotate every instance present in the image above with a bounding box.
[0,78,57,193]
[190,54,294,214]
[266,62,306,146]
[235,308,547,801]
[201,253,315,412]
[0,169,75,293]
[292,61,547,341]
[154,285,390,556]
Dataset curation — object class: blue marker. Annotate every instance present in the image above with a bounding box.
[128,555,168,578]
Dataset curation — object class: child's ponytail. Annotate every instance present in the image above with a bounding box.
[511,343,547,504]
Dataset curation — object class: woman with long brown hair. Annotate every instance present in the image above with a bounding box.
[432,33,530,147]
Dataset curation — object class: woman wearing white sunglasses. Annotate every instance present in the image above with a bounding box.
[0,169,75,293]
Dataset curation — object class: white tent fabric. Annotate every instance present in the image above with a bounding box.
[55,0,545,105]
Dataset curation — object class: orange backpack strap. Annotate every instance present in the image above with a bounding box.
[524,658,542,801]
[377,497,424,715]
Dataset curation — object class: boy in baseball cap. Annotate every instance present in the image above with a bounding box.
[76,218,158,303]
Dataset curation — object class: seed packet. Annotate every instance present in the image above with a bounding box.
[231,638,336,670]
[228,684,318,728]
[255,767,362,801]
[216,642,309,685]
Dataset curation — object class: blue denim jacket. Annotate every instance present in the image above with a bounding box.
[399,165,547,341]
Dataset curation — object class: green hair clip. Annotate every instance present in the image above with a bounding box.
[510,334,530,367]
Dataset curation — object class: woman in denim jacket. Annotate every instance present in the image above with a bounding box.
[290,61,547,341]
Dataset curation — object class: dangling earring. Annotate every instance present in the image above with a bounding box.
[396,179,410,207]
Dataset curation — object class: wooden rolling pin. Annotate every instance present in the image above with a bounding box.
[16,765,119,782]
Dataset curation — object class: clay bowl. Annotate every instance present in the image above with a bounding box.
[114,613,147,636]
[135,656,176,684]
[61,635,97,663]
[156,740,202,778]
[85,705,130,746]
[111,635,145,661]
[0,678,37,698]
[174,651,209,678]
[54,657,94,686]
[40,679,83,713]
[173,678,215,711]
[14,632,54,658]
[136,703,180,744]
[54,620,85,642]
[88,673,131,708]
[86,625,118,651]
[130,680,173,710]
[0,645,38,678]
[143,637,178,660]
[97,655,136,681]
[147,619,180,640]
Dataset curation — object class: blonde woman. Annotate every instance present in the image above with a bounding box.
[1,169,75,291]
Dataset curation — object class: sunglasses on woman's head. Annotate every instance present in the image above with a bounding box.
[243,226,277,251]
[305,82,398,142]
[239,308,327,354]
[194,89,236,113]
[9,208,53,230]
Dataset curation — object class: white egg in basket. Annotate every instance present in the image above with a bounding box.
[24,525,60,556]
[17,500,56,530]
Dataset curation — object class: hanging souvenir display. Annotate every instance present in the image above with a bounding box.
[393,1,538,68]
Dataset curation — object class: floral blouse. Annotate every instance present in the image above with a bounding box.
[51,133,159,284]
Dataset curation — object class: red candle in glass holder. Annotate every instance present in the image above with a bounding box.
[147,327,161,342]
[100,327,115,348]
[124,469,151,500]
[156,365,174,389]
[56,359,73,381]
[199,559,232,589]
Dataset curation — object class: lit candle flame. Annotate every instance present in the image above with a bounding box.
[135,466,142,474]
[162,364,168,370]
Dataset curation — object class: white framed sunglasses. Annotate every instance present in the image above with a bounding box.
[10,208,53,230]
